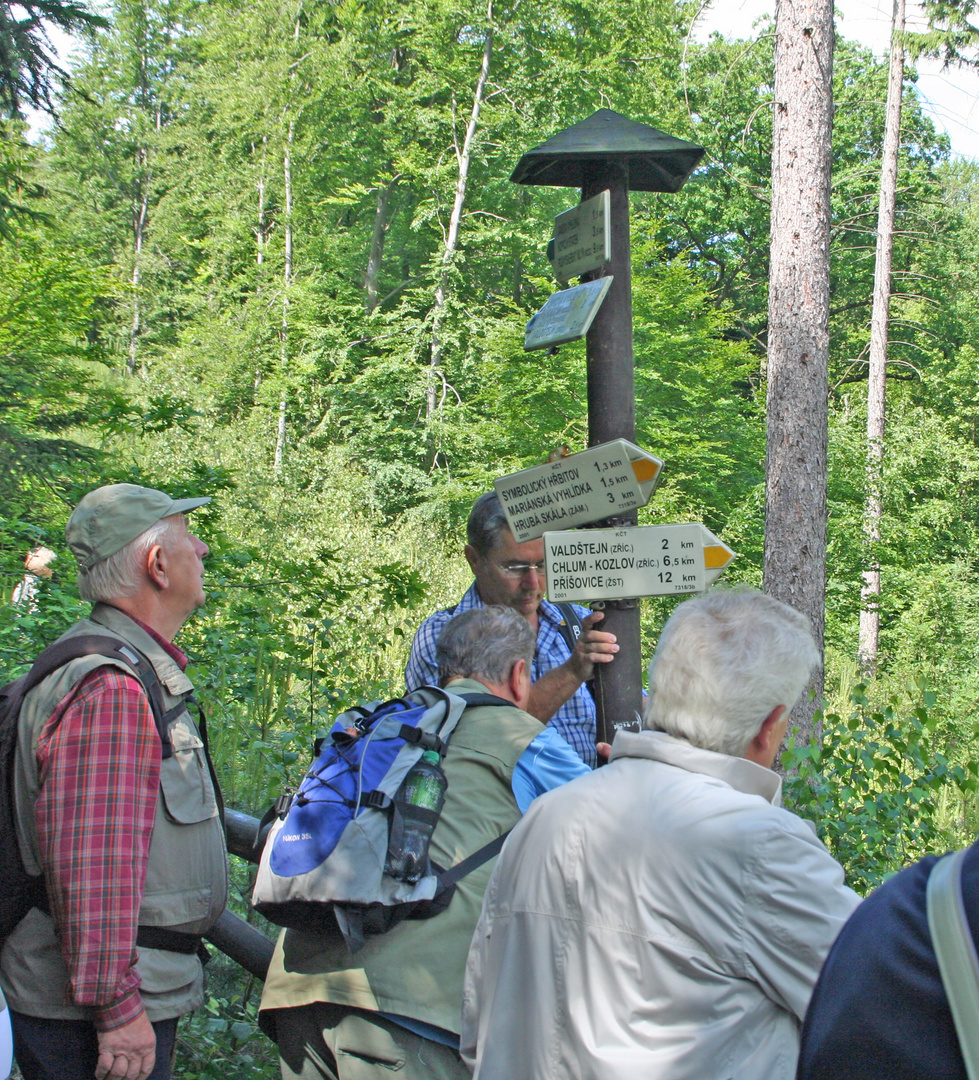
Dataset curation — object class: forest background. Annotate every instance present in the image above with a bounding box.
[3,0,979,1073]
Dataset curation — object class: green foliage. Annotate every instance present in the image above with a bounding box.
[5,0,979,1067]
[175,854,281,1078]
[0,120,51,237]
[0,224,123,572]
[0,571,89,678]
[0,0,108,117]
[193,541,430,811]
[663,28,954,373]
[905,0,979,67]
[782,681,979,894]
[176,972,278,1079]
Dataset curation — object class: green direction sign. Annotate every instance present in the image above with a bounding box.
[547,189,611,283]
[495,439,663,543]
[544,523,736,603]
[524,276,613,352]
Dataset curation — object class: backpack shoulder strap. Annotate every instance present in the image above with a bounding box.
[401,684,467,753]
[428,691,520,890]
[554,602,582,654]
[457,692,515,709]
[437,830,512,891]
[928,848,979,1080]
[551,603,599,702]
[20,635,125,696]
[21,634,176,758]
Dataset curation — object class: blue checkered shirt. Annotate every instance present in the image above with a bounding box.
[404,582,597,767]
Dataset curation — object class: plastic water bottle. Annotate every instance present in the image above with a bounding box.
[384,750,448,884]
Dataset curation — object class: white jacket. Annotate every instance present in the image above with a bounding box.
[461,730,861,1080]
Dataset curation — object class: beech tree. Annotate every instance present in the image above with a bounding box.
[765,0,835,746]
[427,1,493,438]
[858,0,905,676]
[859,0,979,674]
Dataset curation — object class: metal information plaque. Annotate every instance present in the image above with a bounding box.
[548,189,611,282]
[544,523,735,603]
[495,440,664,543]
[524,276,613,352]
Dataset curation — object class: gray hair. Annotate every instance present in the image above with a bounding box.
[467,492,512,558]
[643,587,819,757]
[436,605,536,687]
[77,515,182,603]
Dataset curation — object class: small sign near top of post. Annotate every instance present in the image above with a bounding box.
[524,277,613,352]
[547,189,611,283]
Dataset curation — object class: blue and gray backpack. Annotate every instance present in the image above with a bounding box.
[251,685,510,951]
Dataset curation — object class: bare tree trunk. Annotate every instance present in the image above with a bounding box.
[273,117,294,474]
[273,10,304,470]
[128,159,149,376]
[427,4,493,424]
[253,135,269,398]
[365,177,396,313]
[765,0,835,747]
[859,0,905,676]
[255,135,268,270]
[126,4,151,377]
[128,105,160,376]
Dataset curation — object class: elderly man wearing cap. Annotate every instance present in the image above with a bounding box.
[0,484,226,1080]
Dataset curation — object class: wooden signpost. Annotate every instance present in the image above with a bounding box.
[511,110,705,742]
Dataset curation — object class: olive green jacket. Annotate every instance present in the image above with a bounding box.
[260,678,542,1036]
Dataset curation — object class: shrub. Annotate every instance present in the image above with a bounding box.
[782,681,979,894]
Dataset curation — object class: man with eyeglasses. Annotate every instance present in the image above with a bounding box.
[405,491,618,767]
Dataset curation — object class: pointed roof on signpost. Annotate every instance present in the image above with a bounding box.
[510,109,705,192]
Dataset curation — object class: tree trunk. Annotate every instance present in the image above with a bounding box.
[765,0,835,747]
[128,156,149,376]
[273,117,294,474]
[253,135,269,398]
[125,2,164,378]
[365,177,396,313]
[427,4,493,426]
[273,10,303,470]
[255,135,268,270]
[859,0,905,676]
[128,104,159,377]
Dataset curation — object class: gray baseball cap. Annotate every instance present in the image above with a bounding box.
[66,483,211,570]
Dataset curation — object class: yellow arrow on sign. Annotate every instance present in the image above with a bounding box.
[631,457,660,484]
[704,545,732,570]
[700,526,736,583]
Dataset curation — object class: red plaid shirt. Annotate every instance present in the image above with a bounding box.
[34,619,188,1032]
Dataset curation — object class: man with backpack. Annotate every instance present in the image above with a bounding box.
[260,605,590,1080]
[1,483,227,1080]
[405,491,618,768]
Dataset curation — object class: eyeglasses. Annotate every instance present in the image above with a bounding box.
[497,561,546,578]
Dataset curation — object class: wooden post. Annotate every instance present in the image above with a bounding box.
[582,161,643,742]
[509,110,705,748]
